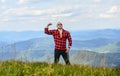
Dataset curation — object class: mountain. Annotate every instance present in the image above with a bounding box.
[0,29,120,67]
[0,31,46,43]
[71,50,120,67]
[71,29,120,41]
[72,38,114,49]
[0,37,120,67]
[92,42,120,53]
[0,37,54,61]
[1,29,120,43]
[0,41,8,47]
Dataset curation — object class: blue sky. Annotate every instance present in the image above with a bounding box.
[0,0,120,31]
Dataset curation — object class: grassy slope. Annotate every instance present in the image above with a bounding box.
[0,60,119,76]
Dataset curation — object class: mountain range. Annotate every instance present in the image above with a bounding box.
[0,29,120,67]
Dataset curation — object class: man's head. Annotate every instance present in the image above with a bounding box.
[57,22,63,29]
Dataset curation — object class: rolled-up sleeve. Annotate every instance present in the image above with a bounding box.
[67,32,72,47]
[44,28,54,35]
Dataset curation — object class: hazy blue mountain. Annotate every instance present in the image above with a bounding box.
[0,41,8,47]
[0,37,120,66]
[71,29,120,41]
[71,50,120,67]
[0,29,120,67]
[0,31,46,43]
[0,37,54,61]
[2,37,119,54]
[0,37,54,54]
[72,38,114,49]
[92,42,120,53]
[0,29,120,43]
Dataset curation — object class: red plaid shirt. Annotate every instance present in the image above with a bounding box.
[45,28,72,50]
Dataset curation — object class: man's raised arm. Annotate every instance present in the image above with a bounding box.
[44,23,53,35]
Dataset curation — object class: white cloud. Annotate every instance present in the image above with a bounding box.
[17,0,42,4]
[0,6,7,10]
[108,6,120,13]
[0,17,12,21]
[17,0,30,4]
[60,0,81,2]
[98,5,120,18]
[1,5,80,20]
[0,0,6,3]
[3,8,45,16]
[52,13,73,17]
[94,0,101,2]
[2,0,82,24]
[99,13,114,18]
[0,0,120,31]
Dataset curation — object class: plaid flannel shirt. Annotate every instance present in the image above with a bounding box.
[45,28,72,50]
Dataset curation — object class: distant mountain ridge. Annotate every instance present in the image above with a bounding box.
[71,50,120,67]
[0,29,120,43]
[0,29,120,67]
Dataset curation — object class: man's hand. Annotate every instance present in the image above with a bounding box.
[46,22,52,28]
[66,48,70,53]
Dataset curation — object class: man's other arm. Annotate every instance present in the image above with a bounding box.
[68,32,72,48]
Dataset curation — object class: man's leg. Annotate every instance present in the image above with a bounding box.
[62,50,70,65]
[54,49,60,64]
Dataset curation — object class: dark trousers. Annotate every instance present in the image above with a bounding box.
[54,49,70,65]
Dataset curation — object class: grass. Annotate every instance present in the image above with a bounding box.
[0,60,119,76]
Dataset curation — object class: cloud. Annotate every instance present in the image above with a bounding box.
[0,17,12,21]
[99,14,114,18]
[1,5,80,22]
[62,0,79,1]
[108,6,120,13]
[99,5,120,18]
[52,13,73,17]
[17,0,25,4]
[16,0,84,5]
[17,0,42,4]
[0,0,120,31]
[94,0,101,2]
[2,7,46,17]
[0,0,6,3]
[0,6,7,10]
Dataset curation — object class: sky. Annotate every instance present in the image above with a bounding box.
[0,0,120,31]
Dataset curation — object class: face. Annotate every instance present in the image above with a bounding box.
[57,24,63,29]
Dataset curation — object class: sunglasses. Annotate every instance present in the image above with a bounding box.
[58,24,62,25]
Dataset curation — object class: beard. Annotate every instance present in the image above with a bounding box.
[58,28,63,30]
[57,26,63,29]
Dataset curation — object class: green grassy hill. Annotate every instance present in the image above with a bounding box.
[0,60,119,76]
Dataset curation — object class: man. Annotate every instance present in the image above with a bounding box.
[44,22,72,65]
